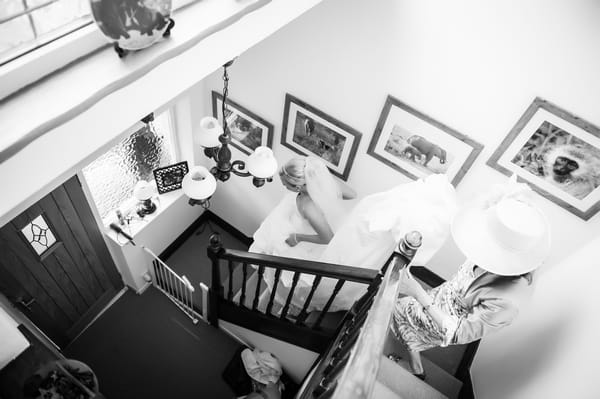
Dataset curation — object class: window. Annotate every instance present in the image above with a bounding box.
[0,0,91,65]
[82,110,176,221]
[0,0,199,66]
[21,214,58,256]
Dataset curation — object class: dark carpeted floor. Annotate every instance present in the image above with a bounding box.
[64,283,242,399]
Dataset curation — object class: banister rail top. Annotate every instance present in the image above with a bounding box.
[219,248,380,284]
[332,252,408,399]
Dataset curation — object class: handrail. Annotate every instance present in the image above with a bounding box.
[332,252,408,399]
[220,248,380,284]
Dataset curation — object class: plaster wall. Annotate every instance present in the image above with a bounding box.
[220,320,319,384]
[197,0,600,397]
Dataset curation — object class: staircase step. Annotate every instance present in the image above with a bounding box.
[377,355,450,399]
[303,310,346,332]
[422,344,468,377]
[382,331,462,399]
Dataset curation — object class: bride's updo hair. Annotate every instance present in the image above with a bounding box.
[280,157,306,188]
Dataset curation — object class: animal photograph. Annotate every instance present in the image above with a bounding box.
[511,121,600,200]
[281,93,362,181]
[292,111,346,167]
[225,110,263,152]
[368,95,482,187]
[487,97,600,220]
[383,125,453,175]
[212,91,274,156]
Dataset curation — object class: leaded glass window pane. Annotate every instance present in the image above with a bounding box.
[21,214,57,255]
[82,111,174,220]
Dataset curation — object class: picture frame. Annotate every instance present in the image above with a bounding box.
[212,91,274,156]
[487,97,600,220]
[153,161,189,194]
[367,95,483,187]
[281,93,362,181]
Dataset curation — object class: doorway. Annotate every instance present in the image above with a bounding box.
[0,176,123,347]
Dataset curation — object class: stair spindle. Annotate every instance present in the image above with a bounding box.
[252,265,264,311]
[280,272,300,320]
[266,268,282,315]
[315,381,337,399]
[325,349,351,376]
[227,260,234,301]
[239,262,248,307]
[333,322,362,359]
[296,275,322,325]
[313,279,345,329]
[207,233,224,326]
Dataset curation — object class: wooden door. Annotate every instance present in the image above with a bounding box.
[0,176,123,347]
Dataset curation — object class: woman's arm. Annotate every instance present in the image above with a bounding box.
[339,182,357,200]
[398,267,523,345]
[286,198,334,246]
[398,267,456,338]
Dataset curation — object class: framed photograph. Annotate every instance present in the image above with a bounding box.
[212,91,274,155]
[487,97,600,220]
[153,161,189,194]
[367,95,483,186]
[281,93,362,181]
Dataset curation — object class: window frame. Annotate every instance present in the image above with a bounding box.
[81,106,180,224]
[0,0,200,101]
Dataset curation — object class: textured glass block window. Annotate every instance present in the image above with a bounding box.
[22,214,57,256]
[82,111,175,220]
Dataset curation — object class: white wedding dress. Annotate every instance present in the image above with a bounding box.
[250,173,458,314]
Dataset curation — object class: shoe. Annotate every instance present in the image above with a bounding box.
[414,372,426,381]
[387,354,426,381]
[387,354,403,363]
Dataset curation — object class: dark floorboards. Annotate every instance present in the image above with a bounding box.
[64,288,241,399]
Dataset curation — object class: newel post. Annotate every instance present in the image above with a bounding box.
[396,230,422,266]
[207,233,224,326]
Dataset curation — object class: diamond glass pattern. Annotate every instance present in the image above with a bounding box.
[21,214,57,256]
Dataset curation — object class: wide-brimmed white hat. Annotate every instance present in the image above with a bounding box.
[451,193,551,276]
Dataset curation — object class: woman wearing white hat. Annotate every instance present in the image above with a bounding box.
[391,178,551,379]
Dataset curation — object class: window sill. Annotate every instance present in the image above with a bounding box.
[0,0,323,227]
[104,189,186,247]
[0,0,323,164]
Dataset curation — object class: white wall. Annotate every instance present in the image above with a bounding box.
[472,235,600,399]
[220,320,319,384]
[195,0,600,397]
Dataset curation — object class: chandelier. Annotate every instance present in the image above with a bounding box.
[182,60,278,208]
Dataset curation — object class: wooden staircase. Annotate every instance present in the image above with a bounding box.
[206,232,380,352]
[194,213,478,399]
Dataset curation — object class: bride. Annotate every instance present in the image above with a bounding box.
[250,157,458,315]
[249,156,355,313]
[249,156,356,261]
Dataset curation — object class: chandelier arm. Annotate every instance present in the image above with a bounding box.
[231,160,251,177]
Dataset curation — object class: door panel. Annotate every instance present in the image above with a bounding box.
[61,178,122,289]
[0,247,71,344]
[0,176,123,347]
[38,193,103,301]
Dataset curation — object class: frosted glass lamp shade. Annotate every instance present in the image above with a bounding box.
[133,181,155,200]
[195,117,222,148]
[247,147,278,178]
[182,166,217,200]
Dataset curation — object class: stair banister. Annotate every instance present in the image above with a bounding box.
[218,249,380,283]
[331,231,422,399]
